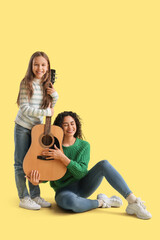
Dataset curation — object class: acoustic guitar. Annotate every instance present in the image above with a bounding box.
[23,70,67,181]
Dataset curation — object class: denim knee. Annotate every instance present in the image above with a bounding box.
[97,160,109,168]
[14,164,25,175]
[99,160,109,165]
[65,197,82,213]
[96,160,110,174]
[56,193,82,213]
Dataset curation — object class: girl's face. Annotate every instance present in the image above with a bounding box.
[62,116,77,138]
[32,56,48,79]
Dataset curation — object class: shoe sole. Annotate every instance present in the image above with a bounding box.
[19,204,41,210]
[37,204,51,208]
[126,208,151,220]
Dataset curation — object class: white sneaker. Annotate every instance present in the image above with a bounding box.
[19,196,41,210]
[32,197,51,208]
[97,193,123,208]
[126,197,152,220]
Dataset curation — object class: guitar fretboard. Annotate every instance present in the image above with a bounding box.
[44,116,51,135]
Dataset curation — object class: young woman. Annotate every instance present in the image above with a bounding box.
[14,51,58,210]
[28,111,152,219]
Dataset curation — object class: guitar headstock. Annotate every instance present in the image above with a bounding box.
[51,69,56,85]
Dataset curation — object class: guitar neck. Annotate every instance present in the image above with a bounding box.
[44,69,56,135]
[44,116,51,135]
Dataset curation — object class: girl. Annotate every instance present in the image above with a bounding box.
[14,51,59,210]
[28,111,152,219]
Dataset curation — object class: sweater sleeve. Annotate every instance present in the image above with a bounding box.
[19,82,52,117]
[51,91,59,107]
[66,143,90,180]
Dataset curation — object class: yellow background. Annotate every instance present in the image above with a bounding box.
[0,0,159,239]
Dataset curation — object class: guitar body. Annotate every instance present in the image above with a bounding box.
[23,124,67,181]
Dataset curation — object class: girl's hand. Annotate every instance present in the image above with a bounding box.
[42,146,71,166]
[48,102,54,116]
[47,83,56,96]
[25,170,40,186]
[50,107,54,116]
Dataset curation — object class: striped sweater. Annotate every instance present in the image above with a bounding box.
[15,78,59,130]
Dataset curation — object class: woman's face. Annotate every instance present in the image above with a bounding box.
[32,56,48,79]
[62,116,77,138]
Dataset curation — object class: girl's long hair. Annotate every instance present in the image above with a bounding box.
[17,51,52,108]
[54,111,84,139]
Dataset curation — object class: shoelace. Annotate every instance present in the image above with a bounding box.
[35,197,46,204]
[100,197,121,207]
[110,198,120,203]
[137,198,146,209]
[24,197,37,205]
[102,200,111,208]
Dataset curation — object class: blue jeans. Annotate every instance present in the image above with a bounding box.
[14,123,40,199]
[55,160,132,213]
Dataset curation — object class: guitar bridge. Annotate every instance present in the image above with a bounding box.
[37,156,54,161]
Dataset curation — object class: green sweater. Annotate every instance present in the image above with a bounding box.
[50,138,90,192]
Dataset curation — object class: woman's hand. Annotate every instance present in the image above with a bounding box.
[42,145,71,166]
[42,145,64,160]
[25,170,40,186]
[47,83,56,96]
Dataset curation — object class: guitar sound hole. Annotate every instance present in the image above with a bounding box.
[41,135,53,146]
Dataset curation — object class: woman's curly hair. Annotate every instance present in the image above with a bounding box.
[53,111,83,139]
